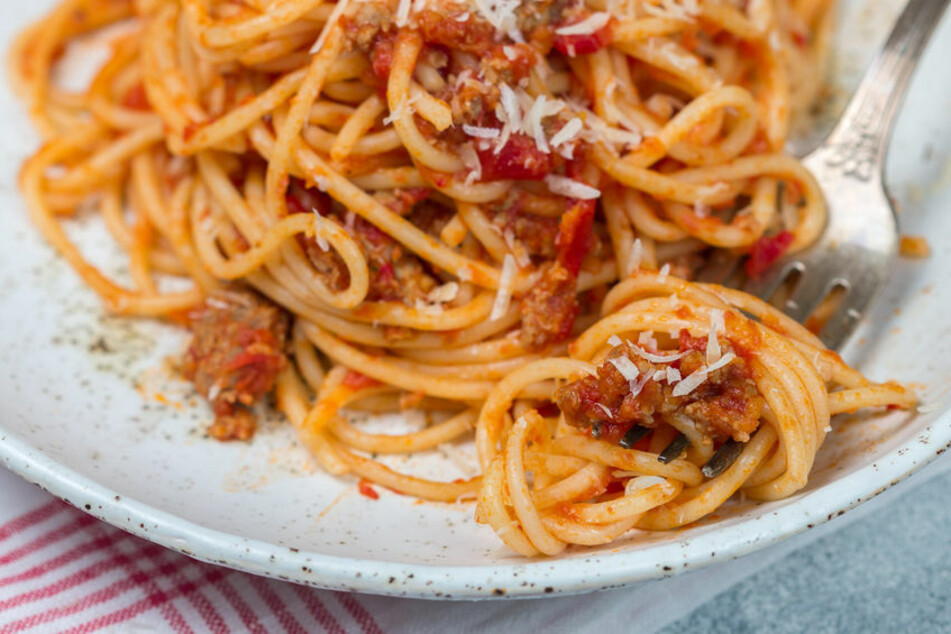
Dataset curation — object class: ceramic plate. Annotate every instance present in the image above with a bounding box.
[1,0,950,599]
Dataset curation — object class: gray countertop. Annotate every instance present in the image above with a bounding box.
[661,470,951,633]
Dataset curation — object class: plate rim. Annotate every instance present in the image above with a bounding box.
[2,409,949,599]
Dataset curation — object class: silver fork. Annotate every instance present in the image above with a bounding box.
[702,0,950,350]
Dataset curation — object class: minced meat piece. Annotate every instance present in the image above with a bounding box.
[554,332,764,443]
[182,289,289,441]
[519,261,579,351]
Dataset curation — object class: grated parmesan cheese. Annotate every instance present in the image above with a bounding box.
[666,366,682,384]
[555,12,611,35]
[672,352,737,397]
[311,210,330,252]
[628,372,651,399]
[459,142,483,186]
[638,331,657,349]
[395,0,412,26]
[544,174,601,200]
[608,356,640,382]
[462,124,500,139]
[595,403,614,419]
[672,369,706,397]
[427,281,460,304]
[607,334,623,346]
[658,263,670,282]
[629,345,685,364]
[309,0,350,54]
[490,254,517,320]
[706,309,724,364]
[383,94,420,126]
[626,238,644,276]
[471,0,522,41]
[549,117,583,149]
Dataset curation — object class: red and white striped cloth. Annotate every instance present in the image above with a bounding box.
[1,460,945,633]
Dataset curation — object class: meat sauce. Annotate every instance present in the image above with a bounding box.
[285,179,449,309]
[554,332,764,444]
[520,198,596,350]
[182,289,290,441]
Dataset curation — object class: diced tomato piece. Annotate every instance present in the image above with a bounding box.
[552,21,611,57]
[477,134,553,181]
[370,31,397,82]
[342,370,381,391]
[745,230,794,279]
[678,329,709,353]
[358,480,380,500]
[555,199,596,277]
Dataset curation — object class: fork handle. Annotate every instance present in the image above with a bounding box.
[823,0,950,182]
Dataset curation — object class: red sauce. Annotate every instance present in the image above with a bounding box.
[417,10,496,54]
[555,199,596,277]
[370,31,397,83]
[745,230,794,279]
[477,134,554,181]
[342,370,381,391]
[358,480,380,500]
[552,18,611,57]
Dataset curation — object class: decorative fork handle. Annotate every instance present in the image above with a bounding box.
[823,0,951,182]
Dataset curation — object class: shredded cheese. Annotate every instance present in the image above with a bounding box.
[595,403,614,419]
[462,124,501,139]
[395,0,413,27]
[427,282,459,304]
[626,238,644,276]
[549,117,583,148]
[309,0,350,54]
[311,210,330,252]
[658,263,671,282]
[490,254,517,321]
[544,174,601,200]
[608,356,640,382]
[607,334,623,347]
[383,94,420,126]
[629,345,685,364]
[706,309,724,364]
[554,12,611,35]
[459,142,483,186]
[672,352,737,397]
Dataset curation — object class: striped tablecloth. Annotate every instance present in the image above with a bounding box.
[1,457,946,634]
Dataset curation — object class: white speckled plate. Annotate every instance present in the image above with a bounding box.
[2,0,950,600]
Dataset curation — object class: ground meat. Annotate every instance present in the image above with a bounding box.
[182,289,289,441]
[554,333,764,443]
[519,261,579,351]
[491,195,560,259]
[416,9,497,54]
[341,1,393,49]
[286,179,443,308]
[286,181,350,293]
[518,198,596,350]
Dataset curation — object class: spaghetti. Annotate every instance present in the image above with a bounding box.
[10,0,913,555]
